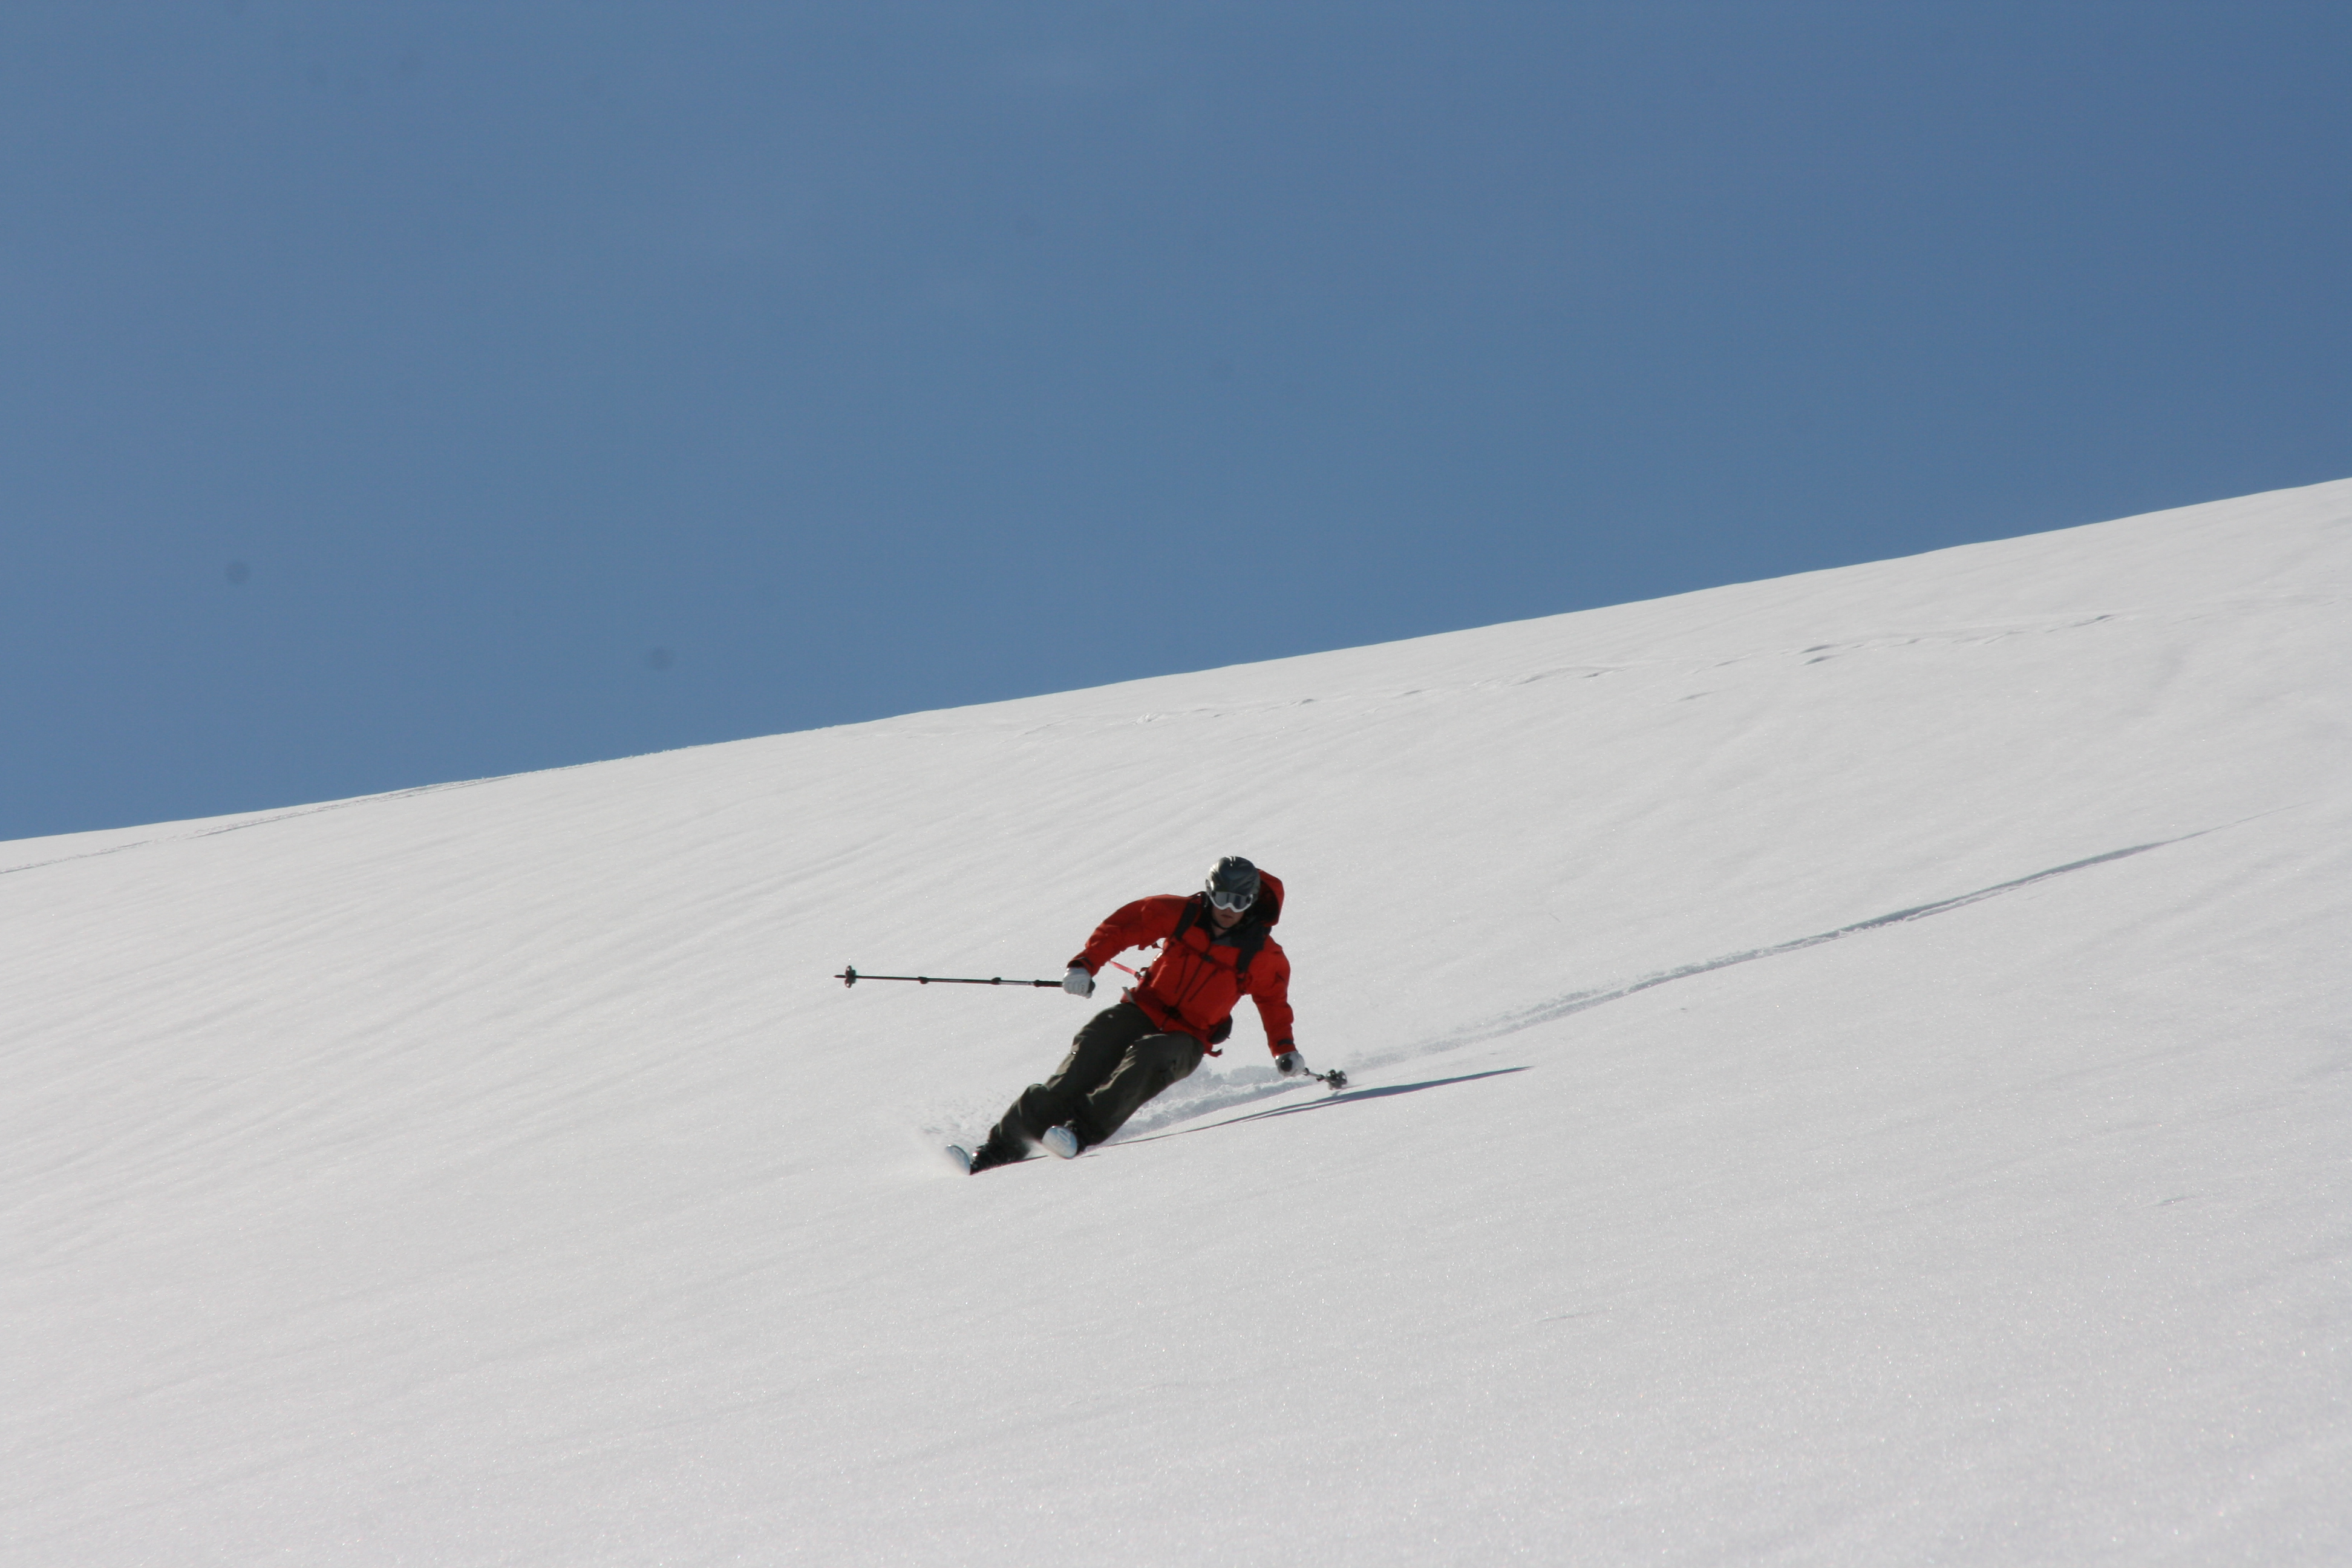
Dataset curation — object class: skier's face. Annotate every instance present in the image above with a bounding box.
[1207,900,1246,932]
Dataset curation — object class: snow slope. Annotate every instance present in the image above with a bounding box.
[5,480,2349,1566]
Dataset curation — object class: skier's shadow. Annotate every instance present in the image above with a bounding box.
[1122,1067,1530,1145]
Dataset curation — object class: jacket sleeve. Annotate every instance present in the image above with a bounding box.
[1069,895,1189,974]
[1245,942,1296,1054]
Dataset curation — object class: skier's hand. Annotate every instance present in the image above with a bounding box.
[1062,965,1096,998]
[1274,1051,1305,1077]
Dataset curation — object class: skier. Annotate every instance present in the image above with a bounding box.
[956,856,1310,1173]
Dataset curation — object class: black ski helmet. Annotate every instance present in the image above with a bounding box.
[1205,855,1260,913]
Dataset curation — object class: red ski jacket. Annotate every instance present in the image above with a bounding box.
[1069,872,1295,1056]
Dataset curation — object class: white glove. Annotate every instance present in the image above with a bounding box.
[1062,965,1096,998]
[1274,1051,1305,1076]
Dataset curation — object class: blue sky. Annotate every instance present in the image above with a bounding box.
[4,2,2346,842]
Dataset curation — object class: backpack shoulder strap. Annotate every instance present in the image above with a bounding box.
[1170,893,1269,976]
[1169,893,1204,946]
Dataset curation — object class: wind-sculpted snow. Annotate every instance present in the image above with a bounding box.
[5,479,2350,1566]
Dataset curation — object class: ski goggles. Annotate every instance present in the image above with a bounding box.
[1206,883,1256,913]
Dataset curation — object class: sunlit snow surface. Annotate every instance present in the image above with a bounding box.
[6,481,2350,1565]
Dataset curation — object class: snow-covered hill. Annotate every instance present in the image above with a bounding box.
[6,480,2348,1566]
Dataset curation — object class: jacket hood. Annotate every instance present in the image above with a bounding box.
[1230,869,1283,932]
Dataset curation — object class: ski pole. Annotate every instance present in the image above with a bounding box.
[837,965,1065,989]
[840,963,1344,1082]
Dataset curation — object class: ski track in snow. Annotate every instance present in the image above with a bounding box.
[1098,825,2208,1143]
[1398,831,2205,1059]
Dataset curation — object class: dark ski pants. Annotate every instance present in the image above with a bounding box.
[989,1001,1205,1152]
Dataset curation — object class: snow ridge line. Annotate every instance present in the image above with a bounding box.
[0,774,527,878]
